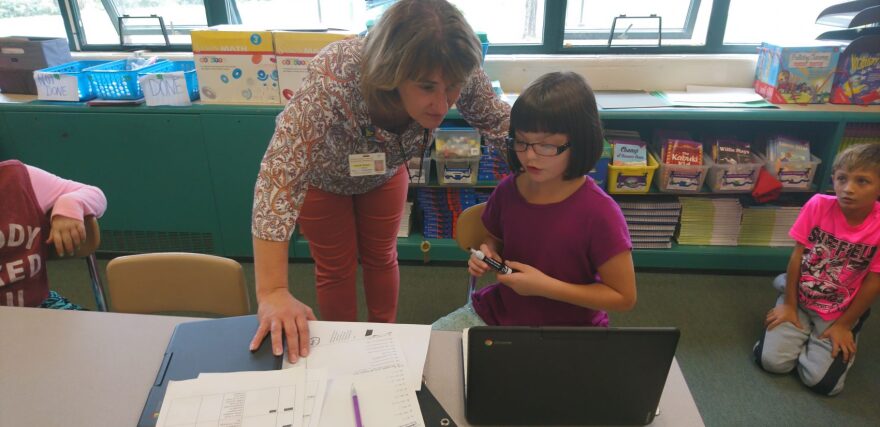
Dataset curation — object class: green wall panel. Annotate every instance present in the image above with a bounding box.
[0,111,223,254]
[202,114,278,257]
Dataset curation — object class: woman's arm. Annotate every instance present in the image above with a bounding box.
[456,69,510,152]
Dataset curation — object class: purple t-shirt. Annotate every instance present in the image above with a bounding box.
[471,175,632,326]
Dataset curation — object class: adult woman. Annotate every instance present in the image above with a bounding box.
[249,0,510,361]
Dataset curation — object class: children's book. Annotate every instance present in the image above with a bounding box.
[662,139,703,166]
[713,140,752,165]
[612,139,647,166]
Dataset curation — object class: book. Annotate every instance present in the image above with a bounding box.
[713,140,752,165]
[662,139,703,166]
[612,139,647,166]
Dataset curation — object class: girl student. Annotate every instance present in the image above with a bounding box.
[433,71,636,330]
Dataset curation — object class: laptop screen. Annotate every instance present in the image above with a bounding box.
[463,326,679,426]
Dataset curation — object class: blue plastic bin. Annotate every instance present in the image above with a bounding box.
[137,60,200,101]
[85,59,172,100]
[33,60,109,101]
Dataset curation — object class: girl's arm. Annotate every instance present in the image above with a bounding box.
[500,250,637,312]
[26,165,107,219]
[27,165,107,256]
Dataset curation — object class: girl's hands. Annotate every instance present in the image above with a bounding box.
[46,215,86,257]
[496,260,549,297]
[468,243,500,277]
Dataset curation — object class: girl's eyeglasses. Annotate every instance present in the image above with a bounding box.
[506,137,571,157]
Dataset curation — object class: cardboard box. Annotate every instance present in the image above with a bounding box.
[190,27,280,105]
[830,35,880,105]
[754,42,843,104]
[273,31,355,102]
[0,37,71,94]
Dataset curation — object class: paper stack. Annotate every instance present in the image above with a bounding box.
[738,204,802,247]
[677,197,743,246]
[156,321,432,427]
[618,196,681,249]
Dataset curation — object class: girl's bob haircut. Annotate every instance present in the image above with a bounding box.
[507,71,604,180]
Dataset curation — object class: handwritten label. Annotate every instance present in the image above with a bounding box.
[33,72,80,101]
[137,71,191,106]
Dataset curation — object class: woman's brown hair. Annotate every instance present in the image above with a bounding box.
[361,0,482,127]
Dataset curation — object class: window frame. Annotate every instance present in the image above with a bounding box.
[50,0,766,54]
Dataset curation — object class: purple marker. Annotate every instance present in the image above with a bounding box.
[351,384,364,427]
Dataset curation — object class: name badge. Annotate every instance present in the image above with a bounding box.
[349,153,386,176]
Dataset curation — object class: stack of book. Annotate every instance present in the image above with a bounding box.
[677,197,743,246]
[838,123,880,153]
[478,144,511,182]
[617,196,681,249]
[397,202,413,238]
[738,204,802,247]
[416,188,489,239]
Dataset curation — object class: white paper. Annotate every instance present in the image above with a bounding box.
[33,72,80,101]
[138,71,191,106]
[305,368,329,427]
[303,334,424,427]
[283,320,431,391]
[156,367,306,427]
[677,85,766,103]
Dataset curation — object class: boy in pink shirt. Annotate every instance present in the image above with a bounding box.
[753,144,880,395]
[0,160,107,309]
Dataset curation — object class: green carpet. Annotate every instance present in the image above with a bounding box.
[46,258,879,426]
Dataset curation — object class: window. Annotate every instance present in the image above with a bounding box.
[563,0,711,48]
[0,0,67,38]
[72,0,208,48]
[33,0,855,54]
[448,1,545,46]
[236,0,367,32]
[724,0,844,45]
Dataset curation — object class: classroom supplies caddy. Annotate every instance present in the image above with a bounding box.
[1,99,877,272]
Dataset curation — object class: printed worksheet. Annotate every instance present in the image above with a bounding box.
[156,367,306,427]
[283,320,431,391]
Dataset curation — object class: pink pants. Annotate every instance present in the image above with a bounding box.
[298,168,408,322]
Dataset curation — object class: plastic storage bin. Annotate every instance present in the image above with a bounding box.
[406,147,432,185]
[85,59,172,100]
[759,153,822,190]
[138,60,200,103]
[33,60,108,101]
[607,153,659,194]
[707,154,764,193]
[655,153,712,193]
[434,128,481,186]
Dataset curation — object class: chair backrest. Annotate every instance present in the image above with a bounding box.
[106,252,250,317]
[455,202,490,252]
[48,215,101,259]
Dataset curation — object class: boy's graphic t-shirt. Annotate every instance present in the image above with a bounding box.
[471,175,632,327]
[790,194,880,321]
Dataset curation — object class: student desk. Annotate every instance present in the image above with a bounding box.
[0,306,704,426]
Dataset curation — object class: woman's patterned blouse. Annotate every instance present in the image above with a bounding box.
[252,37,511,241]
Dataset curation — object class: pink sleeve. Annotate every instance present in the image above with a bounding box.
[26,165,107,220]
[789,194,821,247]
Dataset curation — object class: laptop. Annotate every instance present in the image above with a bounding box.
[139,315,455,427]
[463,326,680,426]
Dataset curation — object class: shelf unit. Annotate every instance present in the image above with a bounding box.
[1,97,877,271]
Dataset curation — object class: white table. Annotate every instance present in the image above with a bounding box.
[0,306,703,426]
